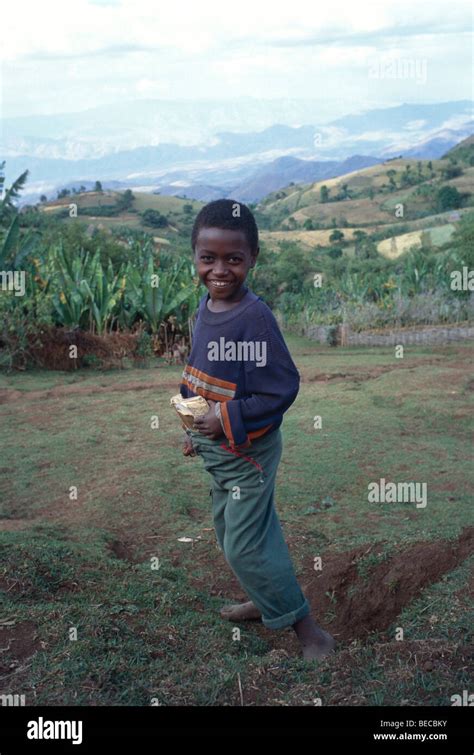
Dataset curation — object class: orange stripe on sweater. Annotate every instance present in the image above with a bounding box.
[220,401,236,446]
[186,365,237,391]
[181,378,231,403]
[248,424,273,440]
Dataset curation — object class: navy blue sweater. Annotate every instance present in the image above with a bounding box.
[179,286,300,449]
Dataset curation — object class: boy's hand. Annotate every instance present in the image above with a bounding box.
[183,434,197,456]
[194,399,225,440]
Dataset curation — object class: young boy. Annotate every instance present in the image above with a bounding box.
[179,199,335,661]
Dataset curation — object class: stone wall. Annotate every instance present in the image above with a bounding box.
[301,323,474,346]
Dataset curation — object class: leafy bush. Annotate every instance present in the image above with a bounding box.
[142,209,168,228]
[134,329,153,367]
[0,288,53,370]
[436,186,467,212]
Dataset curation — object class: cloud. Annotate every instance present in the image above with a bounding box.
[4,0,472,62]
[2,0,472,118]
[270,21,472,48]
[439,114,474,130]
[405,120,427,130]
[20,43,162,61]
[88,0,122,5]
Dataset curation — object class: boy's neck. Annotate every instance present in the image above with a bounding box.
[207,284,248,312]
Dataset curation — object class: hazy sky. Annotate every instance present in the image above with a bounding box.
[1,0,472,119]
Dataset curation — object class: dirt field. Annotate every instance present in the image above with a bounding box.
[0,337,472,705]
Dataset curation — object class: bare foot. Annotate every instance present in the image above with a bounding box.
[293,615,336,660]
[220,601,262,621]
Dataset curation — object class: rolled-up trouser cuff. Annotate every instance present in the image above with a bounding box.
[262,597,311,630]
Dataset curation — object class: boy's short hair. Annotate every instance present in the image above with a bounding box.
[191,199,259,255]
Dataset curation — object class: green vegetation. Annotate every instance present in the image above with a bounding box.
[1,139,473,373]
[444,134,474,167]
[253,140,473,333]
[141,208,168,228]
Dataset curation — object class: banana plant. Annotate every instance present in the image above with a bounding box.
[0,215,41,271]
[52,288,88,329]
[0,164,29,226]
[116,273,139,330]
[52,241,99,284]
[79,257,126,335]
[338,272,370,303]
[50,245,100,329]
[125,257,196,333]
[401,248,432,295]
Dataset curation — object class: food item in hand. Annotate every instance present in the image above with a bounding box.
[170,393,210,430]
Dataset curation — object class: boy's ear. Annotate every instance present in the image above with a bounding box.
[250,246,260,266]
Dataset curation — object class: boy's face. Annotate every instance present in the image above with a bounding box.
[194,227,258,301]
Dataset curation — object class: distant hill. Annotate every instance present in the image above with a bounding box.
[257,154,474,237]
[38,190,203,238]
[443,134,474,164]
[38,150,474,269]
[330,101,471,134]
[389,127,474,159]
[230,155,382,202]
[153,184,227,202]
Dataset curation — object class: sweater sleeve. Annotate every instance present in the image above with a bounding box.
[219,308,300,449]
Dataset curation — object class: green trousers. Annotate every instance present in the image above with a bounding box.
[187,426,310,630]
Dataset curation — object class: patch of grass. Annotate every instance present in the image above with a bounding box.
[0,339,472,704]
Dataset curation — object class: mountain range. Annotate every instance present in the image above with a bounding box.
[2,99,472,205]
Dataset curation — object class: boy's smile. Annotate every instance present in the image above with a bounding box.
[194,227,258,305]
